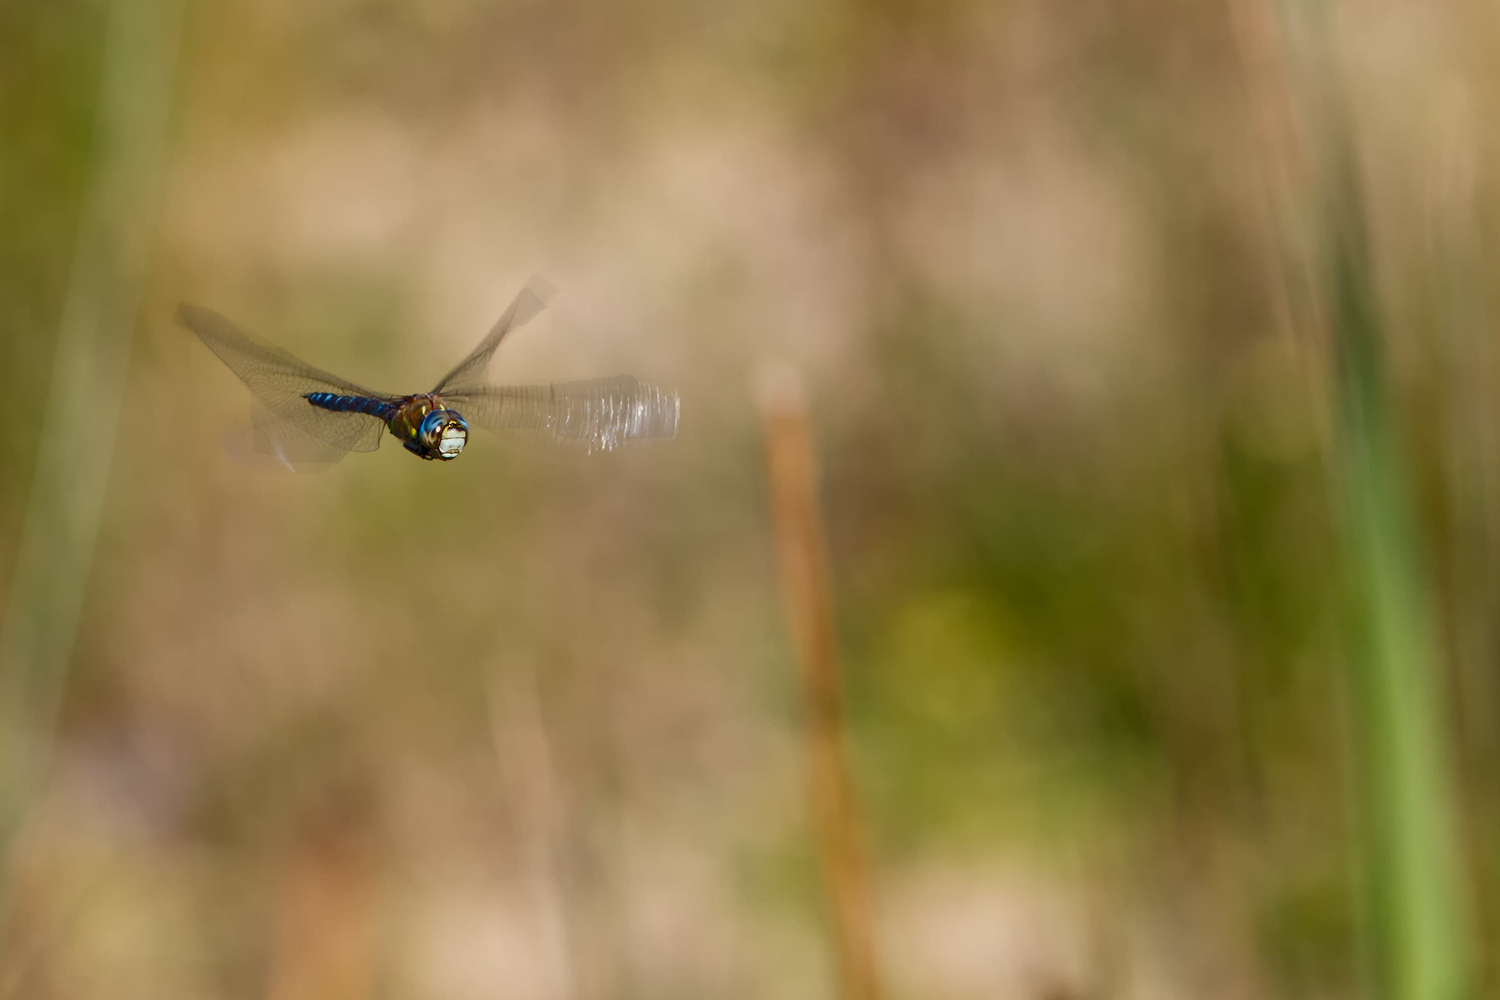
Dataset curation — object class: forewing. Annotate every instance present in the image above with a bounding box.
[431,277,555,395]
[179,304,394,467]
[446,377,679,452]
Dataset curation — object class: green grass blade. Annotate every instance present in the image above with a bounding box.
[0,0,186,850]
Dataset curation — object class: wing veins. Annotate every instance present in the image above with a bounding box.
[431,277,555,395]
[179,304,397,466]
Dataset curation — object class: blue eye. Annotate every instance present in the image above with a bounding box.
[418,409,469,459]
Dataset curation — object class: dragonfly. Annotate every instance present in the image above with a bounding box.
[178,281,679,469]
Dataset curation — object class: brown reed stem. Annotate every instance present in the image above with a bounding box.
[759,370,883,1000]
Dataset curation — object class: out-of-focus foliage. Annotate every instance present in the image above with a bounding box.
[0,0,100,557]
[1,0,1495,998]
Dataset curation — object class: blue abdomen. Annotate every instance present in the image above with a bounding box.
[305,392,396,421]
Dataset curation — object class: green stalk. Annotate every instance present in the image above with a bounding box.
[1331,178,1468,1000]
[1287,3,1471,997]
[0,0,185,852]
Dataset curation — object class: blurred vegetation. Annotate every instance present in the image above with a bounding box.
[0,0,101,549]
[1,0,1496,998]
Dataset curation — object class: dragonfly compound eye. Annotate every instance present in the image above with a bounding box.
[418,409,468,460]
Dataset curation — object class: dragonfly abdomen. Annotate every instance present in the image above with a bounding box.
[305,392,397,421]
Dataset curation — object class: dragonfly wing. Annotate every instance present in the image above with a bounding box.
[446,377,679,452]
[431,277,555,395]
[247,399,382,469]
[179,304,395,466]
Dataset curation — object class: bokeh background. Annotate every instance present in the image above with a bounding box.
[2,0,1497,997]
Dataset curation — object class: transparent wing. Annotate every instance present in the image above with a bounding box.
[445,377,680,452]
[431,277,555,395]
[179,304,397,469]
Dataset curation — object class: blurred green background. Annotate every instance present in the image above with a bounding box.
[2,0,1496,997]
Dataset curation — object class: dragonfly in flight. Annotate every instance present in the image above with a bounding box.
[179,281,678,469]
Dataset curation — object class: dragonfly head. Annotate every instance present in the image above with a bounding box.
[417,408,468,460]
